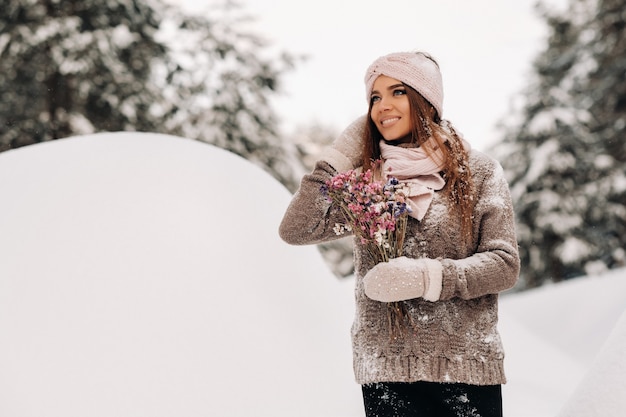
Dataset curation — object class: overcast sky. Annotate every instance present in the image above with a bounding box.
[181,0,568,151]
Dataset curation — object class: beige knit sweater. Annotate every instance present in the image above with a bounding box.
[278,149,520,386]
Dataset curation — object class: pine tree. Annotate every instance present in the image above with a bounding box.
[493,0,626,289]
[0,0,165,147]
[0,0,302,190]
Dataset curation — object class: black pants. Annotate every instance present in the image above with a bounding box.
[362,381,502,417]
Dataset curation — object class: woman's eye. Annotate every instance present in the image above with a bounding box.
[393,89,406,96]
[370,95,381,104]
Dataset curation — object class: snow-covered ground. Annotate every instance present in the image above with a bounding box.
[499,270,626,417]
[0,133,623,416]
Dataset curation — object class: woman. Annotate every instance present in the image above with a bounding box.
[279,51,520,417]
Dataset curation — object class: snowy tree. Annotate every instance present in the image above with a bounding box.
[0,0,303,190]
[0,0,166,146]
[493,0,626,289]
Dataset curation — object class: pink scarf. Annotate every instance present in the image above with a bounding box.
[379,140,446,221]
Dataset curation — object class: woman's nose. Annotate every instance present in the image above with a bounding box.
[378,96,392,111]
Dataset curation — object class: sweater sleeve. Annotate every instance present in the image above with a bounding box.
[278,160,351,246]
[439,159,520,300]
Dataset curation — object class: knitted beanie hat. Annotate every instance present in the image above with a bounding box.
[365,51,444,117]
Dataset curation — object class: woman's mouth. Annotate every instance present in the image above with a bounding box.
[380,117,399,127]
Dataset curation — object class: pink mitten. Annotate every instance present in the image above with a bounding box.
[320,115,366,172]
[363,256,443,302]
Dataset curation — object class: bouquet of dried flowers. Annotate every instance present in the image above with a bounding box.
[321,165,413,336]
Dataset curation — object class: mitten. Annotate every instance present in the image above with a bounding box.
[320,115,367,172]
[363,256,443,302]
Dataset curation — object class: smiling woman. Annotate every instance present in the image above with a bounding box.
[279,50,520,417]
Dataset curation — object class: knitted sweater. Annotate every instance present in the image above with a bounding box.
[278,149,520,386]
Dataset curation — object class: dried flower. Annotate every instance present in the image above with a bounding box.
[322,165,413,336]
[322,168,411,261]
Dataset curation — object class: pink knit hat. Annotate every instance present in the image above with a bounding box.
[365,51,444,117]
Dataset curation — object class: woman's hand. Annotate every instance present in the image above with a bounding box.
[320,115,367,172]
[363,256,443,302]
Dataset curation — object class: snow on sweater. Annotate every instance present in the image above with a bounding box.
[279,149,520,386]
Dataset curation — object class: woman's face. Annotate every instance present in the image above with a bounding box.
[369,75,412,143]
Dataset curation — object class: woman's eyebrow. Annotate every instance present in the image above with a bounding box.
[371,84,405,96]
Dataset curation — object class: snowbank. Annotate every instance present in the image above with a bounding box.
[0,132,623,417]
[0,133,362,417]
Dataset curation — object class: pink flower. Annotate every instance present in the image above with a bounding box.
[322,165,412,262]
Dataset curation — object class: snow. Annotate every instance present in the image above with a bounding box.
[557,308,626,416]
[518,138,559,185]
[499,270,626,416]
[0,133,624,416]
[557,236,592,264]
